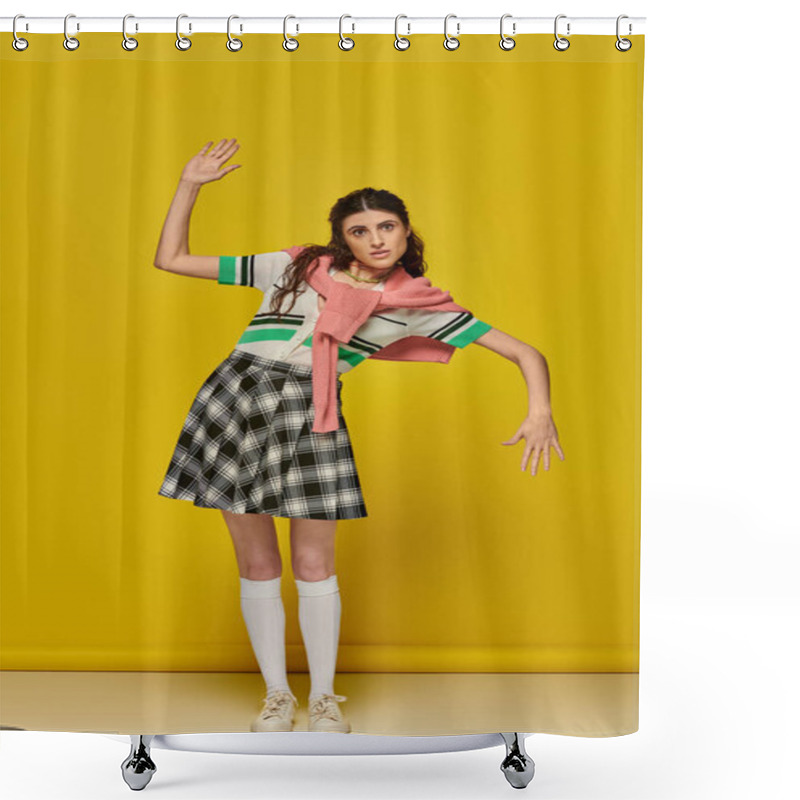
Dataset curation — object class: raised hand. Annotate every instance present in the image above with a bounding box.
[180,138,242,185]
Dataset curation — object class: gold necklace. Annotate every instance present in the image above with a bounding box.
[343,266,395,284]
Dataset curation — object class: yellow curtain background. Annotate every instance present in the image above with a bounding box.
[1,33,643,736]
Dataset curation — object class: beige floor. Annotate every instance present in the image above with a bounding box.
[1,671,638,737]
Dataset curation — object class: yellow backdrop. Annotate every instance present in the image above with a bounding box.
[1,32,643,736]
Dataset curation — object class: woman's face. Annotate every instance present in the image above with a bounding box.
[341,209,410,270]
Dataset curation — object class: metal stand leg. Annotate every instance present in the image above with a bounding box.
[499,732,535,789]
[121,735,157,791]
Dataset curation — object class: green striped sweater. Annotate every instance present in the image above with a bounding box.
[218,251,491,373]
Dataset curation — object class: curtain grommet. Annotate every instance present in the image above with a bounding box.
[499,14,516,51]
[175,14,191,51]
[226,15,243,52]
[615,15,633,52]
[394,15,411,51]
[63,13,80,51]
[339,15,355,51]
[443,14,460,51]
[12,14,29,52]
[283,15,299,51]
[553,15,570,52]
[121,14,138,51]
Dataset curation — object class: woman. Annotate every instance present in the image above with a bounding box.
[154,139,565,734]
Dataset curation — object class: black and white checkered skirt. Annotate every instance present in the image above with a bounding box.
[157,349,368,519]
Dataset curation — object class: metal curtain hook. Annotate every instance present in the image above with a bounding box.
[12,14,29,51]
[615,14,632,52]
[283,15,299,51]
[394,14,411,50]
[499,14,516,51]
[122,14,139,51]
[227,15,243,52]
[63,13,80,51]
[553,14,570,51]
[443,14,460,51]
[339,14,355,50]
[176,13,192,51]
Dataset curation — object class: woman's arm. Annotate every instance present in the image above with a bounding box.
[473,327,565,475]
[153,179,204,269]
[153,138,242,274]
[473,327,551,416]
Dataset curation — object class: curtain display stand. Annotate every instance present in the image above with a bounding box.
[108,732,534,790]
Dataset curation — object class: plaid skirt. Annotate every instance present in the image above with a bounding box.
[157,349,368,519]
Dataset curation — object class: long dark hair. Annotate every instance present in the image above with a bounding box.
[268,187,428,320]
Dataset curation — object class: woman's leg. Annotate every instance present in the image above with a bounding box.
[290,518,341,700]
[221,510,292,697]
[220,508,281,579]
[289,517,337,580]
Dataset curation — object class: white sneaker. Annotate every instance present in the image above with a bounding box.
[251,690,298,732]
[308,693,351,733]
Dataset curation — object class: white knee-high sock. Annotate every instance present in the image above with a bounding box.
[239,577,292,698]
[295,575,341,700]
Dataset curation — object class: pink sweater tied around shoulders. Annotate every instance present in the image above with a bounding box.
[281,245,471,433]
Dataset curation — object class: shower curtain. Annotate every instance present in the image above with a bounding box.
[0,30,644,738]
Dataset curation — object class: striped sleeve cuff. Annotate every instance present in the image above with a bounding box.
[218,252,293,291]
[447,318,492,348]
[218,255,239,285]
[421,312,492,348]
[218,254,262,287]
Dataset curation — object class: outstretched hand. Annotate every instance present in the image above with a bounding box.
[181,138,242,185]
[502,414,565,476]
